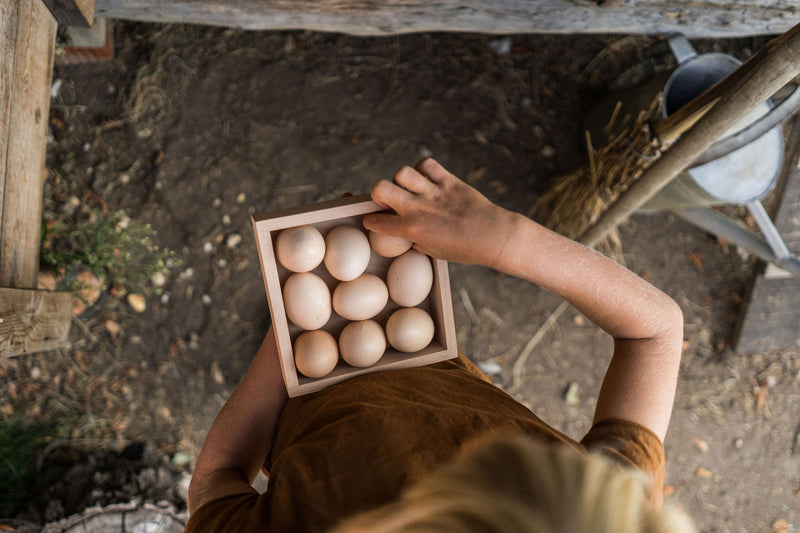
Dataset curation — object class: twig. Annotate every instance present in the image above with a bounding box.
[511,301,569,392]
[491,86,518,130]
[459,287,481,326]
[72,176,109,215]
[487,339,526,363]
[374,37,399,114]
[791,419,800,455]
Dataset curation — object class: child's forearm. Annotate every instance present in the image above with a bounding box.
[496,213,683,343]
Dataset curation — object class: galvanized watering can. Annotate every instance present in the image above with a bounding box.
[587,34,800,272]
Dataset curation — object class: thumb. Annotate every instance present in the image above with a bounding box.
[363,213,404,236]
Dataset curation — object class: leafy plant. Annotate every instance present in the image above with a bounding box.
[40,211,178,298]
[0,416,56,516]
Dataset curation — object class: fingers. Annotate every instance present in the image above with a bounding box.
[414,158,456,185]
[363,212,403,236]
[371,179,413,212]
[393,165,436,194]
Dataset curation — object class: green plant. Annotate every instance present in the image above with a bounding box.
[0,416,56,516]
[40,211,178,298]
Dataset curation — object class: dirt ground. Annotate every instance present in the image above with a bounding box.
[2,23,799,531]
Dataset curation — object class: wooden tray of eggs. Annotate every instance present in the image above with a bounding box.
[252,194,458,397]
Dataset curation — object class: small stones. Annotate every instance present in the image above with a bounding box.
[695,467,713,479]
[127,293,146,313]
[151,271,166,288]
[226,233,243,248]
[691,437,709,453]
[564,382,580,405]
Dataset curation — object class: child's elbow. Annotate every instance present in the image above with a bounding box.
[662,297,684,347]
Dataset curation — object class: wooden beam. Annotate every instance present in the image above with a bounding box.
[41,0,95,27]
[95,0,800,37]
[0,288,71,358]
[0,0,57,289]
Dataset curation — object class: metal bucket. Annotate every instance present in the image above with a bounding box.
[643,35,784,209]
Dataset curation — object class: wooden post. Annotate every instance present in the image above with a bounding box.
[1,1,72,358]
[0,0,57,290]
[41,0,95,26]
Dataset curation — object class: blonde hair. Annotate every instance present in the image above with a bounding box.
[333,434,695,533]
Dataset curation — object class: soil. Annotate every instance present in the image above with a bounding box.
[1,23,799,531]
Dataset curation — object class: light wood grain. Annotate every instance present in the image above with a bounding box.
[41,0,95,26]
[735,168,800,353]
[96,0,800,37]
[253,196,457,397]
[0,0,56,289]
[0,287,72,358]
[0,1,18,235]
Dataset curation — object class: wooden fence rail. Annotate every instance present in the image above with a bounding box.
[96,0,800,37]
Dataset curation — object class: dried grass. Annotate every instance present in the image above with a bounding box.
[530,95,664,249]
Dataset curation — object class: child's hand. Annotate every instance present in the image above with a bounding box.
[363,159,518,268]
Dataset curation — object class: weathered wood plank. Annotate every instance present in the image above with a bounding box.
[0,1,18,244]
[735,167,800,353]
[0,288,72,358]
[96,0,800,37]
[0,0,57,289]
[41,0,95,27]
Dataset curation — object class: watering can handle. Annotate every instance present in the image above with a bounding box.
[692,83,800,167]
[665,33,696,64]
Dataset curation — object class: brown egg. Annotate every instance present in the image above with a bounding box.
[332,274,388,321]
[294,330,339,378]
[385,307,435,353]
[283,272,331,330]
[368,231,412,258]
[324,226,371,281]
[276,225,325,272]
[386,250,433,307]
[339,320,386,367]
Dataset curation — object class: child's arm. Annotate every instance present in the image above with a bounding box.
[364,158,683,442]
[188,328,288,513]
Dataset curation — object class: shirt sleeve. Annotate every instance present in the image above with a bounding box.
[580,418,666,506]
[184,493,266,533]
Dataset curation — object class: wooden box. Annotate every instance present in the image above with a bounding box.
[252,194,458,397]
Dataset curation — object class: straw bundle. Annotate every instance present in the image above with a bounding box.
[530,95,664,248]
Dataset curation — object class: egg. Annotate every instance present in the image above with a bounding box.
[283,272,331,330]
[385,307,435,353]
[276,225,325,272]
[332,273,389,321]
[294,330,339,378]
[324,226,372,281]
[368,231,413,258]
[339,320,386,367]
[386,250,433,307]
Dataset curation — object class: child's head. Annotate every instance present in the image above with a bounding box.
[334,433,695,533]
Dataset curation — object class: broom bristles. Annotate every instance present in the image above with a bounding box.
[530,95,663,248]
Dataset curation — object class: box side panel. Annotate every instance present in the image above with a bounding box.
[252,218,298,389]
[432,259,457,353]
